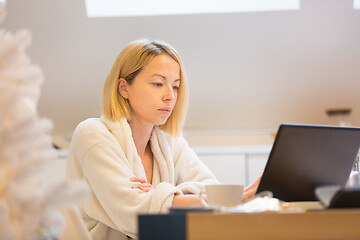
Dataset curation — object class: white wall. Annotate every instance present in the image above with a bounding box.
[2,0,360,138]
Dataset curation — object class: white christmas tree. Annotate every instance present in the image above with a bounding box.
[0,3,89,240]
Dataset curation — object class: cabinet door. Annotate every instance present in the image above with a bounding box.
[199,154,246,185]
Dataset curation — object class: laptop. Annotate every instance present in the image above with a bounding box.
[256,124,360,202]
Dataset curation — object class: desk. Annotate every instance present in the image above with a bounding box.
[139,210,360,240]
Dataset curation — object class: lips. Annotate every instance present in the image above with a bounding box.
[158,107,172,113]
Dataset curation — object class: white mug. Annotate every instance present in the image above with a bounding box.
[199,184,244,208]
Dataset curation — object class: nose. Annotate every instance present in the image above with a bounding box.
[163,85,175,101]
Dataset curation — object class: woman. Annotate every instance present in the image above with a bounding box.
[66,39,259,240]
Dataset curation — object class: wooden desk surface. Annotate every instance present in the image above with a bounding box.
[187,210,360,240]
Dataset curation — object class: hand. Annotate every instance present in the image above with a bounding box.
[130,177,153,192]
[242,174,262,201]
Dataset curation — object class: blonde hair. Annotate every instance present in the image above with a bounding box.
[102,39,188,137]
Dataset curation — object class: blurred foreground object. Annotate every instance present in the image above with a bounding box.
[0,7,89,240]
[0,0,6,23]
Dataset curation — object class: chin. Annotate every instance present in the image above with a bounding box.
[156,121,168,126]
[155,118,170,126]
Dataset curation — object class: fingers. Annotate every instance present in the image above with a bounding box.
[244,183,256,193]
[255,174,262,184]
[245,174,262,193]
[130,177,147,183]
[131,178,154,192]
[242,176,262,201]
[139,186,152,192]
[132,182,152,188]
[132,184,153,192]
[247,176,261,189]
[242,187,257,201]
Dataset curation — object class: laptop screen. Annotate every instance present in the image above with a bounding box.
[256,124,360,201]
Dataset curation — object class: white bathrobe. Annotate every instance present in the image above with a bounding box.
[66,117,219,240]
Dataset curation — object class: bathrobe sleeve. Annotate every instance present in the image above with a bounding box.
[171,136,220,194]
[67,120,181,238]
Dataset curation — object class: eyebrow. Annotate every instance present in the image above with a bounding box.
[151,74,180,82]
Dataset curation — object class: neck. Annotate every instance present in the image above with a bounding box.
[128,118,153,157]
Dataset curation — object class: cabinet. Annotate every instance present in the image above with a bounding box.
[197,154,247,185]
[192,145,272,186]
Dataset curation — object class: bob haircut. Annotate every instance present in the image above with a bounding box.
[102,39,188,137]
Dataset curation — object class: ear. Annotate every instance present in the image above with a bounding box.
[118,78,129,99]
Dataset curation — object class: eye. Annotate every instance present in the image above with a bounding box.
[153,83,162,87]
[172,86,179,90]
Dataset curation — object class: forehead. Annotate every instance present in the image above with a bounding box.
[142,54,180,77]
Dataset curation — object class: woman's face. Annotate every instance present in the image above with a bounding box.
[119,54,180,128]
